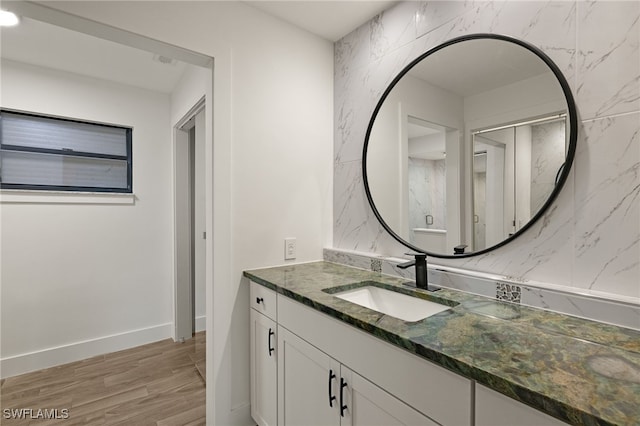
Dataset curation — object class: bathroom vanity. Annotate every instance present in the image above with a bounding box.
[245,262,639,426]
[242,30,639,426]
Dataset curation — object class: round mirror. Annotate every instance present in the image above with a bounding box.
[363,34,577,258]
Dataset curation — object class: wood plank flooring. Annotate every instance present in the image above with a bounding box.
[1,332,206,425]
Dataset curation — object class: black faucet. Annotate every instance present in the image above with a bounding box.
[397,253,432,291]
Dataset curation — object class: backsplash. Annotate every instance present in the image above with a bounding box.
[333,1,640,302]
[324,248,640,331]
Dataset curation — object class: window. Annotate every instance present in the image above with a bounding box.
[0,110,132,193]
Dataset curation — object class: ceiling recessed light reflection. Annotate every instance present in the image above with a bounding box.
[0,10,19,27]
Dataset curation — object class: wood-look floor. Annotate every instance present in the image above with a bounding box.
[0,332,206,426]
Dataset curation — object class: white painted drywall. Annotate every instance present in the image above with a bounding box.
[12,2,334,425]
[1,60,174,364]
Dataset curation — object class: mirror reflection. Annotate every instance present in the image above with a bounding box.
[364,35,575,257]
[472,115,566,250]
[406,117,449,253]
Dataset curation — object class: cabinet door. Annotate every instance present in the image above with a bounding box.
[341,367,438,426]
[278,294,472,425]
[251,309,278,426]
[476,384,569,426]
[278,327,340,426]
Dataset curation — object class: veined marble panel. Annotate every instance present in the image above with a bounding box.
[521,286,640,331]
[324,247,640,330]
[335,24,371,81]
[415,0,474,39]
[335,43,418,164]
[574,113,640,298]
[369,1,419,60]
[333,160,399,254]
[577,0,640,120]
[333,0,638,309]
[334,90,369,165]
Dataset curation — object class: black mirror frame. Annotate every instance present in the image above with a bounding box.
[362,33,578,258]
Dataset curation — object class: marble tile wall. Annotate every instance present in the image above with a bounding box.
[333,1,640,304]
[323,248,640,330]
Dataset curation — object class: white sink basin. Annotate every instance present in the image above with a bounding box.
[334,286,450,322]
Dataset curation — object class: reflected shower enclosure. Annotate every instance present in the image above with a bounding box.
[472,115,567,251]
[406,117,447,241]
[404,116,456,254]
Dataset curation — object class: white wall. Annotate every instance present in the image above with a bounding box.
[464,72,567,131]
[25,2,335,425]
[334,0,639,302]
[1,60,174,371]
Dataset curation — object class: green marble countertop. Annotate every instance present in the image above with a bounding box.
[244,261,640,426]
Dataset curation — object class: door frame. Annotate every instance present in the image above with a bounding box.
[173,97,206,342]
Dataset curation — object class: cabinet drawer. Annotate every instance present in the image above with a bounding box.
[250,281,277,320]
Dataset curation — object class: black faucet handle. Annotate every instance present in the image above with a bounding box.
[397,259,415,269]
[397,253,427,269]
[453,245,468,255]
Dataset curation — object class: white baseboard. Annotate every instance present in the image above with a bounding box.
[195,315,206,333]
[1,323,173,379]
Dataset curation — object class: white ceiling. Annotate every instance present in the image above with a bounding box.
[245,1,398,41]
[408,38,551,97]
[0,2,397,92]
[1,17,188,93]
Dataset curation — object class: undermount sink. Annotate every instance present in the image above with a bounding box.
[333,285,451,322]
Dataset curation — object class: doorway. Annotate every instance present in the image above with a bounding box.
[174,99,206,343]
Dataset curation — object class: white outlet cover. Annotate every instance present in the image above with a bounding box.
[284,238,296,260]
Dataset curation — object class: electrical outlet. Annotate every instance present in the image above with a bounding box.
[284,238,296,260]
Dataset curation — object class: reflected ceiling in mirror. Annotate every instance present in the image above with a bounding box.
[363,34,577,258]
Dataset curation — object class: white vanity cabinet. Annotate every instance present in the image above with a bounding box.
[277,326,436,426]
[277,325,337,425]
[274,291,472,426]
[250,279,572,425]
[344,366,438,426]
[246,271,603,426]
[475,384,569,426]
[250,282,278,426]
